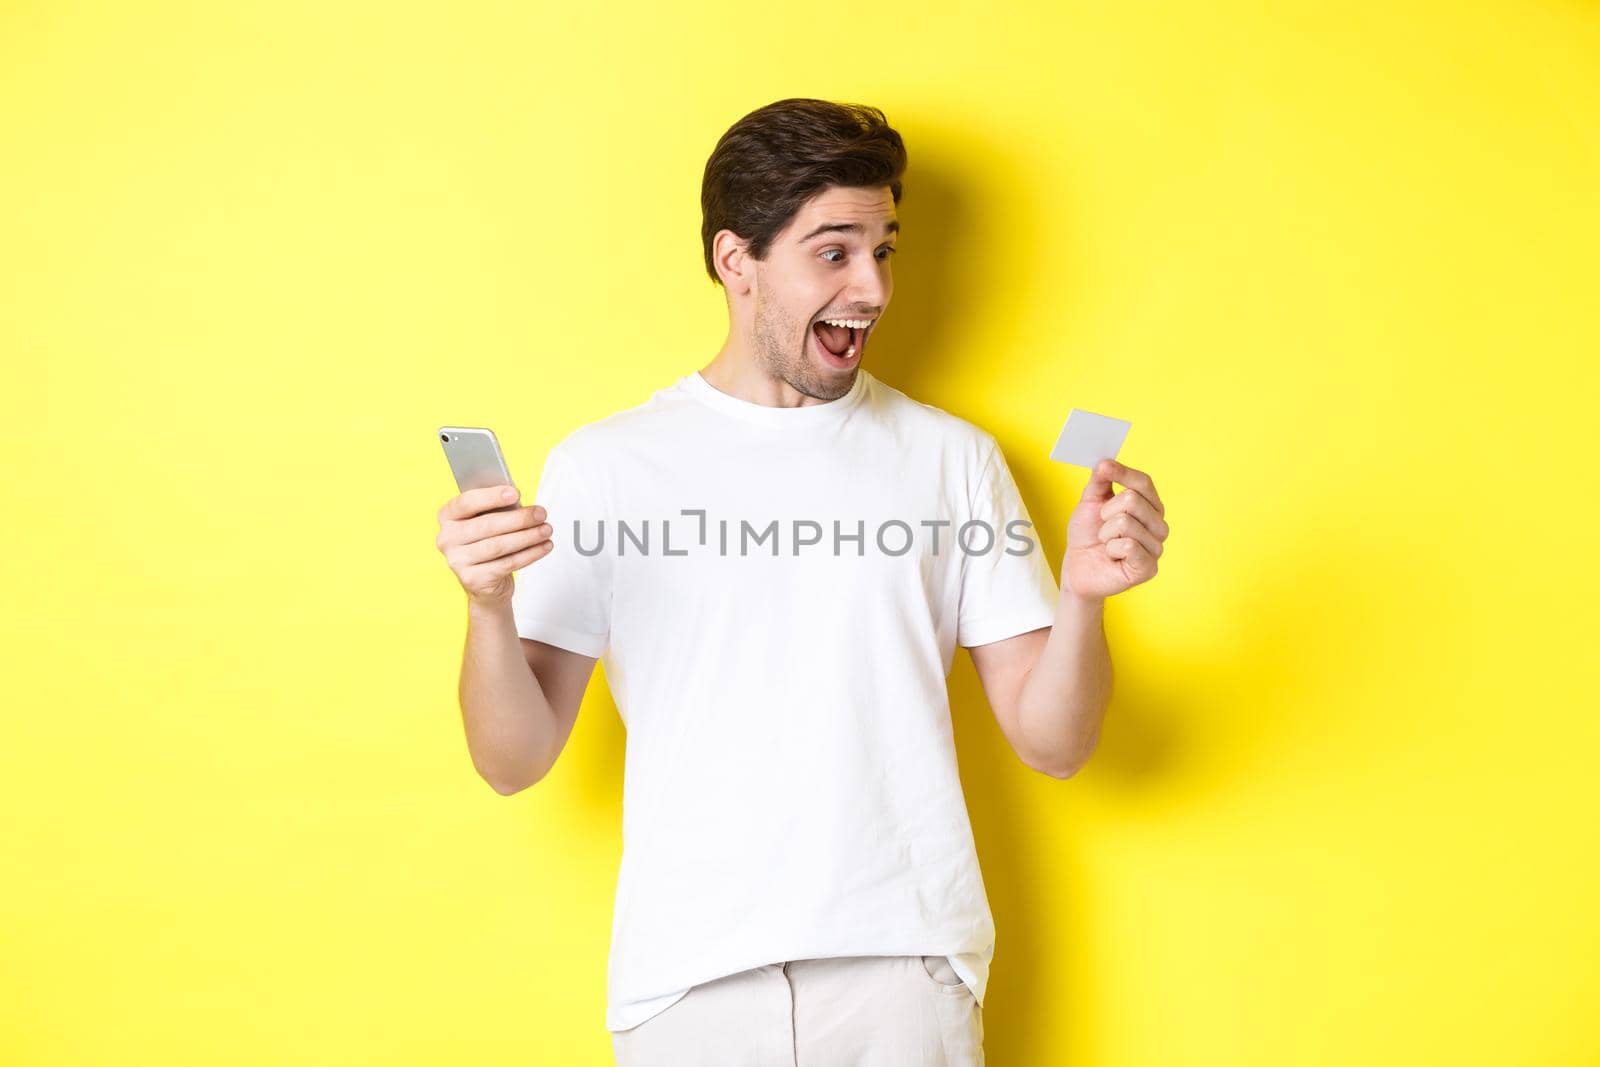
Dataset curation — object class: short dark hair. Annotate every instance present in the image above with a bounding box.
[700,98,907,286]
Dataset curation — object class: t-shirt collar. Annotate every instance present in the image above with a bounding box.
[681,367,870,428]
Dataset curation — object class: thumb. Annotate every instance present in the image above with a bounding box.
[1080,458,1121,503]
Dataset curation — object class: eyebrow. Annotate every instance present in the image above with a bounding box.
[798,219,900,243]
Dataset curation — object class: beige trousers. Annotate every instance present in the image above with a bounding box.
[610,954,985,1066]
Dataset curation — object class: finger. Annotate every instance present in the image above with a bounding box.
[1103,460,1163,516]
[457,504,545,546]
[506,538,555,568]
[463,522,552,566]
[1080,458,1120,505]
[1106,538,1157,573]
[442,484,521,521]
[1099,490,1170,539]
[467,537,553,582]
[1099,514,1163,559]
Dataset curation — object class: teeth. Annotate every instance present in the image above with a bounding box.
[820,318,874,329]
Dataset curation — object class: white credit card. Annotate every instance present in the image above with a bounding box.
[1050,408,1132,468]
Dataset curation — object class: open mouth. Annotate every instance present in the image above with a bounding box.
[810,316,874,368]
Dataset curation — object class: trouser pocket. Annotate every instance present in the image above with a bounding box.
[918,953,968,993]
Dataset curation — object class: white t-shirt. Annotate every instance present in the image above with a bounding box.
[511,367,1060,1032]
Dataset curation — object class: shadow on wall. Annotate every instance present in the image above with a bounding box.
[868,133,1231,1063]
[952,487,1384,1066]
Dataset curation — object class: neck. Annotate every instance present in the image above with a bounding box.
[700,332,855,409]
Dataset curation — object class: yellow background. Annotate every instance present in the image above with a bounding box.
[4,2,1597,1064]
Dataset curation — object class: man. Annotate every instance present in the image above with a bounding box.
[438,98,1168,1065]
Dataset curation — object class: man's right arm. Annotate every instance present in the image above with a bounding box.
[458,596,599,795]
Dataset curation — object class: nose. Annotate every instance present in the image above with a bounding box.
[844,251,891,312]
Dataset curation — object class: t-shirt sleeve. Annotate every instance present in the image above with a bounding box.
[957,438,1061,648]
[510,441,613,658]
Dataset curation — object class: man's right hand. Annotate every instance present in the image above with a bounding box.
[435,484,552,606]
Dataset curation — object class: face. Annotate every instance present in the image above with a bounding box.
[749,185,898,401]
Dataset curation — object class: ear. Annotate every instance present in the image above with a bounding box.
[712,229,755,295]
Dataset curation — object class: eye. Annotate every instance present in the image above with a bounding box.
[820,246,899,264]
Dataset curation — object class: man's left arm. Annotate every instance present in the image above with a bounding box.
[970,458,1168,779]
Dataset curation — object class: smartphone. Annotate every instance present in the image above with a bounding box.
[438,426,519,514]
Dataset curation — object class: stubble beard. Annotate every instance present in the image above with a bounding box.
[752,290,855,403]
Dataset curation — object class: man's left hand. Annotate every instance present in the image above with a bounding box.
[1063,459,1168,600]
